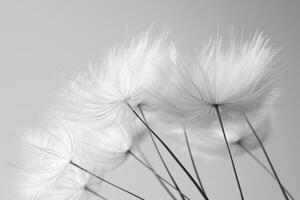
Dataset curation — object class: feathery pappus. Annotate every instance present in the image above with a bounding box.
[14,116,75,199]
[60,30,172,128]
[13,114,109,200]
[156,32,279,130]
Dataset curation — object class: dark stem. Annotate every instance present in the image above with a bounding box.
[239,144,294,200]
[70,161,146,200]
[127,103,208,200]
[243,114,289,200]
[129,150,192,200]
[85,186,109,200]
[137,105,185,200]
[214,105,245,200]
[136,146,175,191]
[183,127,206,194]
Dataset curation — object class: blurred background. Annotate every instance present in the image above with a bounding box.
[0,0,299,199]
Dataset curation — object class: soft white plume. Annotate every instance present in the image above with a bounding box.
[15,116,75,199]
[157,32,279,129]
[61,30,171,128]
[49,108,143,171]
[151,32,280,159]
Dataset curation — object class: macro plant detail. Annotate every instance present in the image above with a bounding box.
[12,28,294,200]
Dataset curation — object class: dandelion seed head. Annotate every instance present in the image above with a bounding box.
[158,32,280,129]
[15,115,75,199]
[61,29,171,127]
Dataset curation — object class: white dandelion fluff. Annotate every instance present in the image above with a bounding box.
[48,166,105,200]
[153,32,281,199]
[157,32,279,131]
[61,30,171,128]
[49,108,143,171]
[14,114,114,200]
[72,121,138,171]
[15,116,75,199]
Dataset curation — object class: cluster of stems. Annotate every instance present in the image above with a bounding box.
[62,103,293,200]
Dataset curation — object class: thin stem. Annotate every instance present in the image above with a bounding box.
[129,151,180,200]
[128,103,208,200]
[243,114,289,200]
[183,127,206,194]
[136,146,174,190]
[70,161,146,200]
[129,150,192,200]
[137,105,185,200]
[239,144,294,200]
[85,186,109,200]
[214,105,244,200]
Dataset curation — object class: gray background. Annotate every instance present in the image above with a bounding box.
[0,0,299,199]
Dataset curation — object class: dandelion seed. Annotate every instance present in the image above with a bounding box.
[60,30,171,128]
[15,116,75,199]
[155,32,279,200]
[157,32,279,130]
[14,113,144,199]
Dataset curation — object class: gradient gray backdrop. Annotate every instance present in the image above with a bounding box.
[0,1,299,199]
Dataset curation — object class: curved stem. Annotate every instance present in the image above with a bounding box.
[137,105,185,200]
[183,127,206,194]
[243,114,289,200]
[127,103,208,200]
[70,161,146,200]
[214,105,244,200]
[239,144,294,200]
